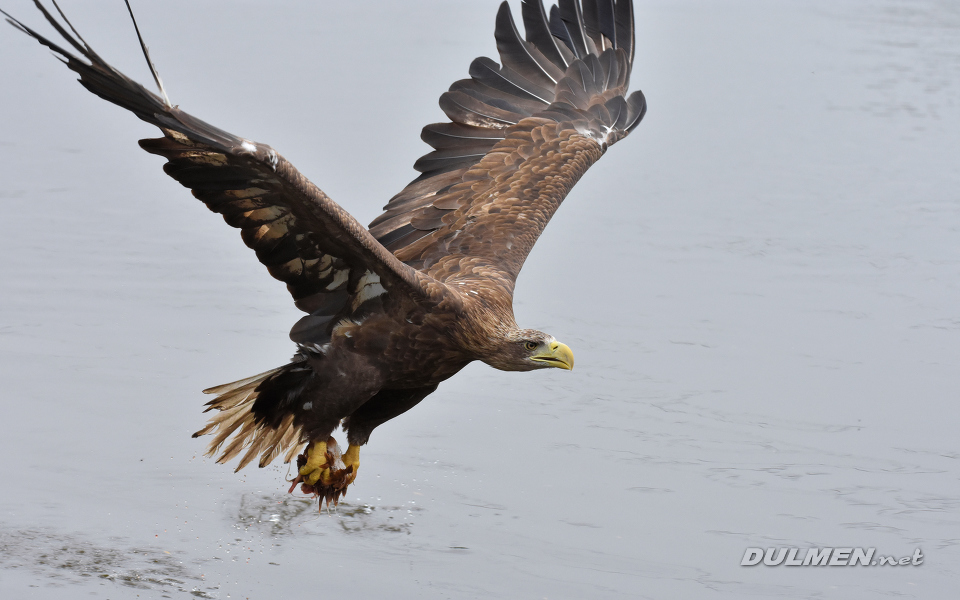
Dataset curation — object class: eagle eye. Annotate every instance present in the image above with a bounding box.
[524,341,538,351]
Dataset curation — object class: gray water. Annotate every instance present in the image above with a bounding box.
[1,1,958,598]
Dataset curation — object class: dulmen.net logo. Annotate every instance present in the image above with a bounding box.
[741,547,924,567]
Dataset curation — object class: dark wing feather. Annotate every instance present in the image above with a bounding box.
[494,1,565,88]
[614,0,635,68]
[559,0,596,57]
[520,0,570,69]
[369,0,645,286]
[467,56,555,105]
[581,0,603,50]
[4,3,449,330]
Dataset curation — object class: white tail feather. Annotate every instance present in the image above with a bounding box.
[194,366,305,470]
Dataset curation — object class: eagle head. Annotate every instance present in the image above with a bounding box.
[483,328,574,372]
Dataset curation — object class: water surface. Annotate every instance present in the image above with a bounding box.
[1,1,958,597]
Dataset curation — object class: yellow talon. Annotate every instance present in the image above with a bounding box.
[289,438,358,507]
[342,444,360,484]
[298,440,329,485]
[308,468,332,486]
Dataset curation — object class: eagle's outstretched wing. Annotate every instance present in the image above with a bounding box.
[369,0,646,286]
[2,2,448,324]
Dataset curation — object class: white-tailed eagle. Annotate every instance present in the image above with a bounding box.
[3,0,646,507]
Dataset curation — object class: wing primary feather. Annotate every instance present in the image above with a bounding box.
[559,0,597,57]
[520,0,569,69]
[614,0,635,67]
[494,2,563,87]
[623,89,647,132]
[555,0,588,58]
[548,5,580,60]
[49,0,98,57]
[2,2,89,60]
[122,0,171,107]
[467,57,555,105]
[451,78,548,115]
[581,0,603,51]
[596,0,617,48]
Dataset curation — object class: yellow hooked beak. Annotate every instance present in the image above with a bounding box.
[531,341,574,370]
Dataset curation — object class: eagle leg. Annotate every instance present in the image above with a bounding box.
[341,444,360,486]
[289,436,356,508]
[299,438,333,486]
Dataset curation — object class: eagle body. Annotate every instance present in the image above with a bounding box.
[5,0,646,506]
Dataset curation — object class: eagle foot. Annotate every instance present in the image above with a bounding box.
[287,436,358,509]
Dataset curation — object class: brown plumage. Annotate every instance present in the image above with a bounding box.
[4,0,646,506]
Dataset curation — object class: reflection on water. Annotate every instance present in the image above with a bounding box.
[235,493,423,536]
[0,525,216,597]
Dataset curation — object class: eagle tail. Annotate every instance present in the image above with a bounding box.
[193,364,308,472]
